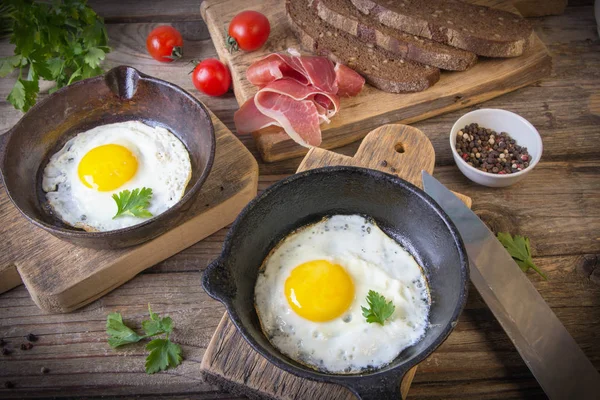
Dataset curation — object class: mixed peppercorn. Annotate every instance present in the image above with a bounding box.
[455,123,531,174]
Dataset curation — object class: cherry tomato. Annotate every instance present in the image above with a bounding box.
[227,10,270,52]
[146,25,183,62]
[192,59,231,97]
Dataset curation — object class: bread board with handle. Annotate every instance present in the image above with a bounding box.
[200,0,552,163]
[0,111,258,313]
[200,124,472,399]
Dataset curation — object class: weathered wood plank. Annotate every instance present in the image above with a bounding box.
[85,0,578,22]
[201,0,552,162]
[1,252,597,398]
[2,7,599,176]
[0,3,599,400]
[88,0,206,23]
[513,0,567,17]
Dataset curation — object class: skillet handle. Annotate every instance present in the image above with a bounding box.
[343,369,408,400]
[201,257,236,307]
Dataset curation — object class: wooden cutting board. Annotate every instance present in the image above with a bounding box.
[200,0,552,162]
[0,112,258,313]
[201,124,472,400]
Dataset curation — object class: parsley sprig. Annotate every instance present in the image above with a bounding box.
[361,290,395,325]
[112,187,153,219]
[0,0,110,112]
[497,232,547,280]
[106,305,183,374]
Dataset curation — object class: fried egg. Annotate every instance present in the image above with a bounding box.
[42,121,191,232]
[254,215,430,374]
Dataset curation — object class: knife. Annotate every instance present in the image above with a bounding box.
[422,171,600,399]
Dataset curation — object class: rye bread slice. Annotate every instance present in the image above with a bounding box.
[351,0,534,58]
[317,0,477,71]
[286,0,440,93]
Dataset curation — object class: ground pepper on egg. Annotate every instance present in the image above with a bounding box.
[455,123,532,174]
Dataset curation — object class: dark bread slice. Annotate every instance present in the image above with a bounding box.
[286,0,439,93]
[317,0,477,71]
[351,0,534,58]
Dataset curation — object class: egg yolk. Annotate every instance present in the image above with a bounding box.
[284,260,354,322]
[77,144,138,191]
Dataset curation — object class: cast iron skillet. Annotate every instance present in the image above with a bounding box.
[0,66,215,249]
[202,166,469,400]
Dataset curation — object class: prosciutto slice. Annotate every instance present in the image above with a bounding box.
[335,63,366,97]
[235,79,340,146]
[235,51,365,148]
[246,53,338,94]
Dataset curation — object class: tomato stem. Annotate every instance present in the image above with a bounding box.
[226,35,239,53]
[167,46,183,60]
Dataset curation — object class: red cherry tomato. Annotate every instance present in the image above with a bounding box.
[192,59,231,97]
[146,25,183,62]
[227,10,270,52]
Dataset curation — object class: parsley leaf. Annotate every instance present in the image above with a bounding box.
[361,290,395,325]
[145,339,183,374]
[112,188,153,219]
[106,312,144,348]
[142,304,173,337]
[7,78,38,112]
[105,305,183,374]
[83,46,105,69]
[497,232,547,280]
[0,55,22,78]
[1,0,110,112]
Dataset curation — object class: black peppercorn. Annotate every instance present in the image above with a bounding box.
[455,123,532,175]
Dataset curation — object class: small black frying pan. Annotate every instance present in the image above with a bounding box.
[203,166,469,399]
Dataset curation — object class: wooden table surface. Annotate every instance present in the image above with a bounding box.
[0,1,599,399]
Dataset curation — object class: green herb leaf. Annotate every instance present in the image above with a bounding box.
[83,46,105,69]
[46,58,63,80]
[361,290,395,325]
[145,339,183,374]
[112,188,153,219]
[1,0,110,112]
[497,232,547,280]
[106,312,144,348]
[106,305,183,374]
[142,304,173,337]
[0,55,21,78]
[7,78,38,112]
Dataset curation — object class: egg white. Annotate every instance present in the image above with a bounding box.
[254,214,430,374]
[42,121,191,232]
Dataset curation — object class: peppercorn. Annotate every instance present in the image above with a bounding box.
[4,381,14,389]
[0,338,5,347]
[26,333,38,342]
[20,343,33,351]
[455,123,532,175]
[1,348,10,356]
[41,366,50,374]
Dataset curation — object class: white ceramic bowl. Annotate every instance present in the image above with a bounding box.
[450,109,543,188]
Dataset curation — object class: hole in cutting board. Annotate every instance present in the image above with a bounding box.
[395,143,405,153]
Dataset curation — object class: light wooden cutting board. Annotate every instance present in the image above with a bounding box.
[200,0,552,162]
[201,124,472,400]
[0,112,258,313]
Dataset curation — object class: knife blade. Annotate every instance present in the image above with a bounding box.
[422,171,600,399]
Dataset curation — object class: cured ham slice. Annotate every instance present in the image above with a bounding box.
[245,54,308,87]
[234,97,278,134]
[256,93,322,147]
[335,63,366,97]
[235,79,336,146]
[246,53,338,94]
[235,51,365,148]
